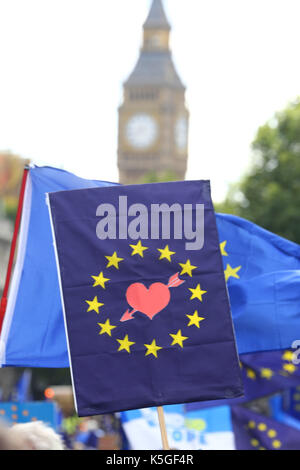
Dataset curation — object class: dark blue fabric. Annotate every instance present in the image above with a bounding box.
[49,180,243,416]
[186,349,300,412]
[241,349,300,394]
[279,387,300,423]
[231,405,300,450]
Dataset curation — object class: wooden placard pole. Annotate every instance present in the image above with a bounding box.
[157,406,170,450]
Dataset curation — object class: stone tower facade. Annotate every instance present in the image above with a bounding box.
[118,0,189,184]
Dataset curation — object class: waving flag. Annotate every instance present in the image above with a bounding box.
[241,349,300,391]
[48,180,243,415]
[0,166,116,368]
[216,214,300,354]
[231,405,300,450]
[186,349,300,412]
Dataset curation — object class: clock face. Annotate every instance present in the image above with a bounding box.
[175,117,188,152]
[126,113,158,149]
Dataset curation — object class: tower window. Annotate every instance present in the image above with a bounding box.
[129,89,159,101]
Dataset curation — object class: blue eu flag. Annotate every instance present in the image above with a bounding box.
[48,180,243,416]
[185,349,300,412]
[216,214,300,354]
[241,349,300,395]
[231,405,300,450]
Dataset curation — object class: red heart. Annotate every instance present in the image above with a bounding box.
[126,282,171,320]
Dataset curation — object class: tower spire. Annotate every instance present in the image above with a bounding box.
[118,0,189,185]
[143,0,171,31]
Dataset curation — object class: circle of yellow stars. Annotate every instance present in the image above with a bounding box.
[81,238,233,358]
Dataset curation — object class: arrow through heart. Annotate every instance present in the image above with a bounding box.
[120,272,185,322]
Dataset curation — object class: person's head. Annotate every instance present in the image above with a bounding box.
[0,421,25,450]
[0,420,64,450]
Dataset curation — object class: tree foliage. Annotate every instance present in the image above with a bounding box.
[218,98,300,243]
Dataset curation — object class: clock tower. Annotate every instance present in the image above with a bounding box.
[118,0,189,184]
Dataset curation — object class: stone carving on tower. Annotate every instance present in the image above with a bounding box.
[118,0,189,184]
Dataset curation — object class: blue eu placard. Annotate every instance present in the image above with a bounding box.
[48,180,243,416]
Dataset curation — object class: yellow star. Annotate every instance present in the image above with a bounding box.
[144,339,163,358]
[220,241,228,256]
[248,421,256,429]
[130,240,149,258]
[189,284,207,302]
[91,271,110,289]
[283,363,297,374]
[105,251,124,269]
[179,259,197,277]
[250,439,259,448]
[117,335,135,354]
[98,319,117,337]
[224,264,241,282]
[186,310,205,328]
[258,423,267,431]
[282,350,295,362]
[157,245,176,262]
[85,296,104,314]
[272,440,282,449]
[268,429,277,438]
[260,368,274,380]
[170,330,188,348]
[246,368,256,380]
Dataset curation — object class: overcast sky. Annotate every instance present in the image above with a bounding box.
[0,0,300,201]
